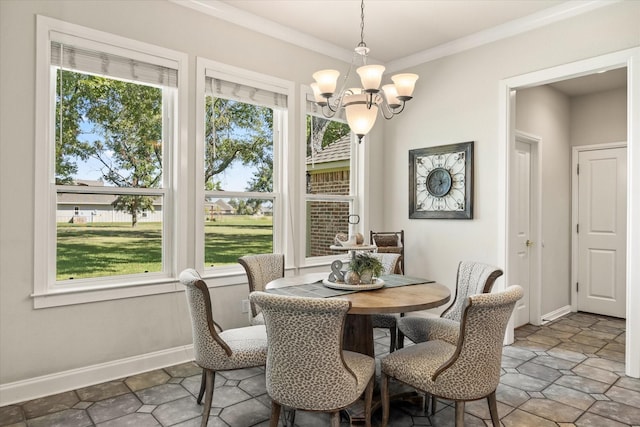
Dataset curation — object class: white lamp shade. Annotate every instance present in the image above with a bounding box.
[344,94,380,137]
[312,69,340,96]
[357,64,385,91]
[382,84,401,107]
[391,73,419,98]
[310,83,325,103]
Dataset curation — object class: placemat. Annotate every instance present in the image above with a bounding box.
[379,274,435,288]
[266,281,357,298]
[265,274,434,298]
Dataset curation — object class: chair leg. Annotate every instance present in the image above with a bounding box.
[269,401,282,427]
[197,368,206,404]
[397,329,405,349]
[330,411,340,427]
[364,376,374,427]
[487,391,500,426]
[200,369,214,427]
[381,372,390,427]
[389,326,397,352]
[454,401,465,427]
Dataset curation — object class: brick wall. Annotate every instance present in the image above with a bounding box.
[307,169,350,257]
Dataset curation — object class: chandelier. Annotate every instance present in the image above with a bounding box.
[310,0,419,143]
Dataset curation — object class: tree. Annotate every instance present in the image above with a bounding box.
[56,70,162,226]
[306,115,351,157]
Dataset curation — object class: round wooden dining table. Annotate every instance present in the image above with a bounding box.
[265,272,451,357]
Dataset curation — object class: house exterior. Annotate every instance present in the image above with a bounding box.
[1,0,639,407]
[306,135,351,256]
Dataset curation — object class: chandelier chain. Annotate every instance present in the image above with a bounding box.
[359,0,366,48]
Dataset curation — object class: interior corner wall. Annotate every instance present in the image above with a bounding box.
[380,1,639,295]
[571,87,628,146]
[515,86,572,315]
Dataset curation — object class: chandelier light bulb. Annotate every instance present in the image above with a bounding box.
[310,83,326,104]
[357,64,385,92]
[344,94,381,141]
[381,84,401,108]
[312,69,340,97]
[391,73,419,99]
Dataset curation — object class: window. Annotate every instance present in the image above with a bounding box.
[304,95,354,258]
[196,59,292,273]
[34,16,187,305]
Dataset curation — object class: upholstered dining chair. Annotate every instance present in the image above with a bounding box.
[180,269,268,427]
[370,252,403,352]
[250,291,376,427]
[238,253,285,325]
[380,285,524,427]
[397,261,503,347]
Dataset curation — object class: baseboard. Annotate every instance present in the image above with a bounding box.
[0,345,194,406]
[540,305,572,325]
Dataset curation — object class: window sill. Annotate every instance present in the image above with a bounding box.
[32,271,251,309]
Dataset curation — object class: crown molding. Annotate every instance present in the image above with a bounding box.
[385,0,621,73]
[171,0,621,71]
[170,0,355,63]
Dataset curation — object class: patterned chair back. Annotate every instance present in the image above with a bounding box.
[179,269,232,368]
[250,291,361,411]
[432,285,523,400]
[239,254,285,318]
[441,261,503,322]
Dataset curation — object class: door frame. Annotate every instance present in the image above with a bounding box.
[571,142,627,313]
[498,47,640,378]
[511,131,542,326]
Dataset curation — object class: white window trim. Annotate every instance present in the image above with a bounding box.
[33,16,189,308]
[299,85,361,267]
[194,58,295,279]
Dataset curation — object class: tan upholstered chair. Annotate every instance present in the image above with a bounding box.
[381,285,524,427]
[250,291,375,427]
[238,253,285,325]
[397,261,503,347]
[370,230,404,273]
[180,269,268,427]
[370,253,403,352]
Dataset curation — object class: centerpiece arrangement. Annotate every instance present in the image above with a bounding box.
[345,253,384,285]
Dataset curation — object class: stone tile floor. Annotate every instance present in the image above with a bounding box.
[1,312,639,426]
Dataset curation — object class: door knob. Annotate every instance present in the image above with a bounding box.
[526,240,534,247]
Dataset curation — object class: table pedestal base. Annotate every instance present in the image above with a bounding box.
[343,314,374,356]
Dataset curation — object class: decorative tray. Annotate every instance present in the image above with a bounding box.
[322,278,384,291]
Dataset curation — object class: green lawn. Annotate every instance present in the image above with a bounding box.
[56,216,272,281]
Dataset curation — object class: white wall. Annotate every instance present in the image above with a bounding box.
[571,87,627,146]
[516,86,572,315]
[1,0,639,399]
[381,2,639,293]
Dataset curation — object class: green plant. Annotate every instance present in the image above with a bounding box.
[349,253,383,277]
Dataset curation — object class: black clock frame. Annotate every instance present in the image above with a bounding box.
[409,141,474,219]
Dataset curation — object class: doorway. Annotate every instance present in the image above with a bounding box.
[498,47,640,378]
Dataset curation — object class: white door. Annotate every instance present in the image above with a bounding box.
[513,139,532,327]
[577,147,627,318]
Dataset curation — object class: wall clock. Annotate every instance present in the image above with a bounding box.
[409,141,473,219]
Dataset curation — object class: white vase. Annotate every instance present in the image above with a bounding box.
[359,270,373,284]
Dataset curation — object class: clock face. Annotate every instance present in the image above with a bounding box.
[415,150,466,212]
[426,168,452,197]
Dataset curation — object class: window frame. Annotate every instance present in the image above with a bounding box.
[300,85,360,266]
[33,16,189,308]
[194,58,294,278]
